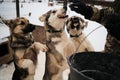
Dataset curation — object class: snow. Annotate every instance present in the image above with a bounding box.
[0,1,107,80]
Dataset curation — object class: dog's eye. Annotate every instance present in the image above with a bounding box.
[76,25,80,30]
[71,25,75,29]
[52,10,56,13]
[81,26,84,29]
[20,21,25,25]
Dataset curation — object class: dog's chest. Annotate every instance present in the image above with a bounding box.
[15,49,25,59]
[72,35,85,46]
[51,37,65,55]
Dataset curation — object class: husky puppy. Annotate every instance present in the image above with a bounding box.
[39,6,75,80]
[66,16,94,52]
[3,17,48,80]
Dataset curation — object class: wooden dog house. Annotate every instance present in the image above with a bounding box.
[0,20,13,65]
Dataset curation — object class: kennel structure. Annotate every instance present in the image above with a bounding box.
[0,20,12,65]
[0,0,19,65]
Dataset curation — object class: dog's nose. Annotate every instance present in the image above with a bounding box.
[29,24,36,31]
[22,24,35,33]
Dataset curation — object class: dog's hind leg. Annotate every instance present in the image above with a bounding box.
[18,59,35,80]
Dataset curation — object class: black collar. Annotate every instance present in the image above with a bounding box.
[70,32,82,38]
[46,22,64,33]
[47,29,63,33]
[10,35,34,49]
[10,41,32,49]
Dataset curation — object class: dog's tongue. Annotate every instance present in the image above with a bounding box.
[57,14,68,18]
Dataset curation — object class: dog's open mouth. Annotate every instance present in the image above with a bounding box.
[57,14,68,19]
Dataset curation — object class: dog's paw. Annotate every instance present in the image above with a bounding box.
[34,42,48,52]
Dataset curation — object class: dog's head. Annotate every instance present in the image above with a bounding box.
[66,16,88,37]
[39,7,68,32]
[3,17,35,34]
[3,17,36,48]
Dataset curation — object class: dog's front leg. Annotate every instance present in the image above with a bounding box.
[18,59,35,80]
[33,42,48,53]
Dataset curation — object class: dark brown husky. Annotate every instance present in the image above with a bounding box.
[3,17,47,80]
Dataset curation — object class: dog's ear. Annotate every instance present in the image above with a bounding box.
[66,18,70,25]
[2,19,12,26]
[83,21,88,28]
[79,17,88,28]
[39,14,46,22]
[39,10,51,22]
[65,18,71,32]
[2,19,14,27]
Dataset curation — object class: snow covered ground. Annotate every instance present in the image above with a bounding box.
[0,1,107,80]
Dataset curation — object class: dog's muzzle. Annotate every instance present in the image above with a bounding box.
[63,6,67,12]
[22,24,35,33]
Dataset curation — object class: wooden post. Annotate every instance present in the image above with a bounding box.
[16,0,20,17]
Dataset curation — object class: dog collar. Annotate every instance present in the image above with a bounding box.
[46,22,64,33]
[47,29,63,33]
[10,41,33,49]
[10,34,34,49]
[70,32,82,38]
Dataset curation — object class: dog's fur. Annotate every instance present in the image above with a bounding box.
[102,14,120,54]
[66,16,94,52]
[102,14,120,40]
[3,17,48,80]
[39,7,75,80]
